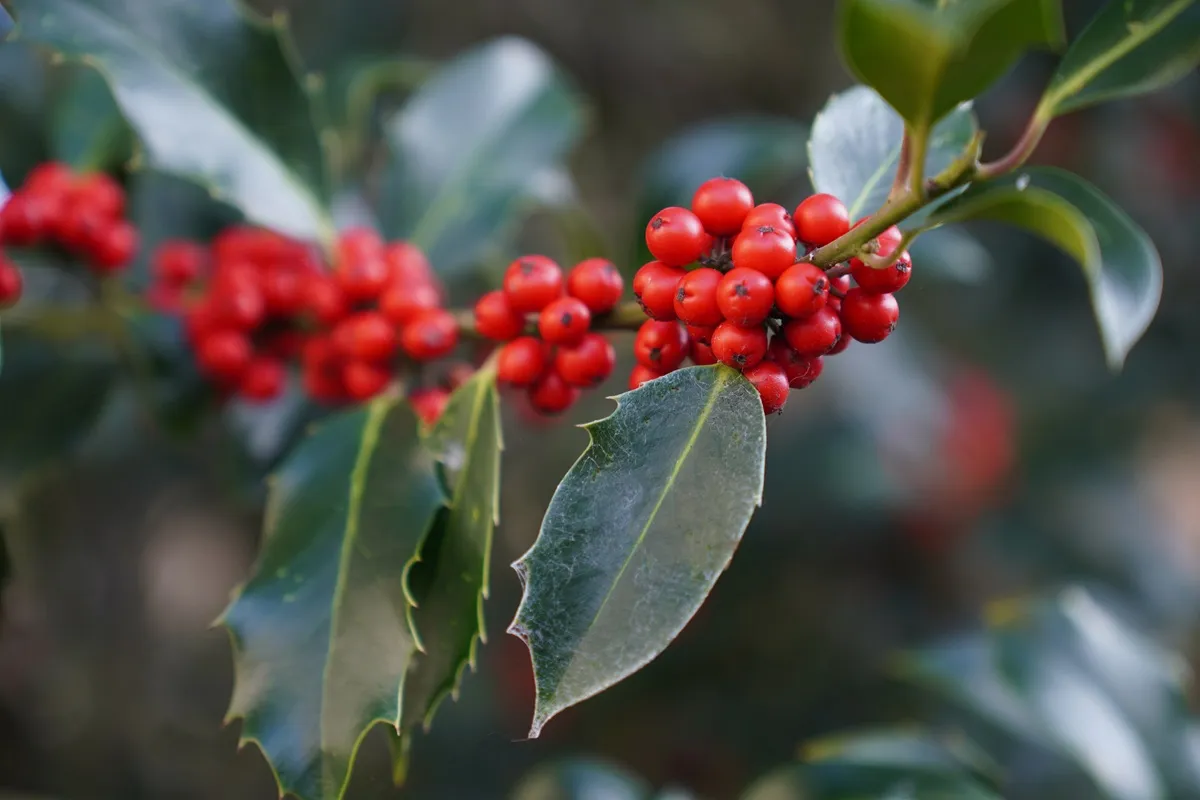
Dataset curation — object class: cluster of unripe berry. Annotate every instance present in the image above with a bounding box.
[0,162,139,307]
[632,177,909,413]
[473,256,623,415]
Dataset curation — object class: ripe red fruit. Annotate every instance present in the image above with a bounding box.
[473,289,526,341]
[306,277,349,325]
[263,330,308,360]
[197,330,252,382]
[239,357,286,402]
[634,320,688,371]
[25,162,74,196]
[529,370,579,415]
[716,267,774,326]
[261,263,307,316]
[875,225,903,256]
[210,275,265,331]
[731,225,797,279]
[409,388,450,426]
[497,337,548,386]
[742,203,796,239]
[783,306,842,357]
[774,263,830,319]
[153,240,206,285]
[794,194,850,247]
[504,255,564,313]
[768,337,823,389]
[673,267,724,326]
[829,273,851,296]
[840,288,899,343]
[691,177,754,235]
[645,206,708,267]
[0,260,23,308]
[827,332,851,355]
[744,361,789,414]
[690,340,717,365]
[629,364,665,389]
[0,195,46,245]
[686,323,715,345]
[333,311,398,362]
[92,221,141,273]
[538,296,592,346]
[342,359,391,401]
[711,321,769,370]
[384,241,434,286]
[380,281,441,326]
[401,308,459,360]
[72,173,125,219]
[567,258,623,313]
[555,332,616,387]
[335,252,390,301]
[851,250,912,294]
[336,226,384,266]
[632,261,686,320]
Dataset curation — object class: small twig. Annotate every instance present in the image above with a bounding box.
[975,110,1049,181]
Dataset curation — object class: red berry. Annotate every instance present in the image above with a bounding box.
[768,337,823,389]
[673,267,724,326]
[742,203,796,239]
[302,336,347,403]
[690,340,717,365]
[783,306,842,357]
[691,177,754,236]
[711,321,769,370]
[629,365,665,389]
[830,274,851,296]
[336,226,384,265]
[851,250,911,294]
[875,225,903,256]
[743,361,789,414]
[380,281,441,326]
[25,162,74,196]
[183,300,220,344]
[686,324,715,345]
[794,194,850,247]
[409,388,450,426]
[634,320,688,371]
[0,195,46,245]
[263,330,308,360]
[333,311,398,362]
[473,289,526,341]
[840,288,899,343]
[827,332,851,355]
[555,332,616,387]
[239,357,287,402]
[342,359,391,401]
[528,370,579,415]
[774,263,830,319]
[306,276,349,326]
[716,267,774,326]
[504,255,563,313]
[645,206,707,267]
[632,260,685,320]
[146,284,184,314]
[497,336,548,386]
[0,259,23,308]
[197,330,252,382]
[401,308,459,361]
[383,241,434,285]
[72,173,125,219]
[153,240,207,285]
[731,225,797,279]
[335,252,390,301]
[567,258,623,313]
[261,263,307,316]
[56,203,107,253]
[210,273,265,331]
[538,296,592,346]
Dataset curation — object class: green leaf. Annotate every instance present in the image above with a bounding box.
[926,167,1162,368]
[509,365,766,737]
[808,86,979,220]
[50,64,131,171]
[220,396,445,800]
[511,758,653,800]
[401,369,502,732]
[838,0,1064,130]
[380,37,585,276]
[1042,0,1200,116]
[12,0,333,242]
[0,42,52,183]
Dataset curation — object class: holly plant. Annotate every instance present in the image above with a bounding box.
[0,0,1196,798]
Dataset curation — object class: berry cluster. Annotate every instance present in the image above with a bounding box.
[633,178,910,413]
[0,162,139,307]
[473,256,623,414]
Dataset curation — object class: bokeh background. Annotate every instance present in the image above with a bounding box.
[1,0,1199,798]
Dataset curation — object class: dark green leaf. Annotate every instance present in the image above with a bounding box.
[509,365,766,737]
[401,369,502,731]
[220,396,445,800]
[0,42,52,183]
[926,167,1162,368]
[511,758,652,800]
[808,86,978,220]
[12,0,333,242]
[838,0,1064,130]
[50,64,131,171]
[1042,0,1200,115]
[380,37,585,276]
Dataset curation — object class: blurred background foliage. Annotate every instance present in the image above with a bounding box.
[1,0,1199,797]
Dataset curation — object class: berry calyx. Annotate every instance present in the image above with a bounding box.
[794,194,850,247]
[840,288,899,343]
[691,177,754,235]
[742,203,796,240]
[633,260,686,320]
[851,250,912,294]
[555,333,616,387]
[474,289,526,341]
[774,263,830,319]
[528,370,579,415]
[504,255,564,313]
[538,296,592,346]
[567,258,624,313]
[783,306,842,357]
[710,321,768,370]
[716,267,774,327]
[401,308,459,360]
[744,361,790,414]
[498,337,548,387]
[673,267,724,327]
[634,320,688,371]
[731,225,797,279]
[645,206,708,267]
